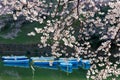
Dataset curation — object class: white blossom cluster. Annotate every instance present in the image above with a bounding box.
[0,0,120,80]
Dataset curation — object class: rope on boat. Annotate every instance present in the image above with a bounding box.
[31,65,35,80]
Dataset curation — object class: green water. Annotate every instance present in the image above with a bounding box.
[0,62,88,80]
[0,62,120,80]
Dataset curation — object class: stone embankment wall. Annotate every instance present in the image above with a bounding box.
[0,44,51,56]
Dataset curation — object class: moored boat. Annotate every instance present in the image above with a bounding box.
[3,59,29,68]
[82,60,91,69]
[2,56,28,60]
[60,62,73,73]
[31,56,58,70]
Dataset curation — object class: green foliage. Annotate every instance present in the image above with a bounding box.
[0,21,43,44]
[94,6,111,19]
[0,23,11,34]
[46,38,54,45]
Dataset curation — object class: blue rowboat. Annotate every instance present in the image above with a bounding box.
[59,58,66,60]
[78,58,82,67]
[33,61,58,70]
[30,57,40,62]
[68,58,78,61]
[68,61,78,69]
[58,58,79,69]
[68,58,79,69]
[60,62,73,73]
[42,57,54,61]
[3,59,29,68]
[31,56,55,61]
[2,56,28,60]
[82,60,91,69]
[4,63,29,68]
[31,57,58,70]
[57,58,68,64]
[3,59,29,64]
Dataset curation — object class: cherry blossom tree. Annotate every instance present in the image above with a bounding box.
[0,0,120,80]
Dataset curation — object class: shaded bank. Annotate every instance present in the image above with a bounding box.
[0,44,51,56]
